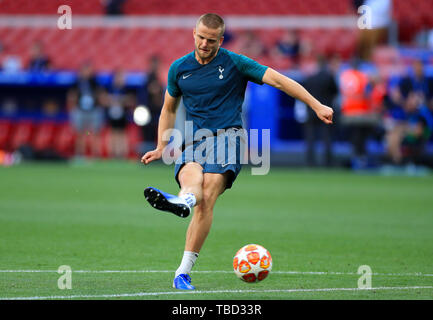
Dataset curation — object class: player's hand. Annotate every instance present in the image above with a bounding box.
[315,104,334,125]
[141,149,163,165]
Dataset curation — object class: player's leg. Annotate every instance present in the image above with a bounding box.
[180,129,243,254]
[177,162,204,205]
[89,133,101,158]
[143,162,203,218]
[184,171,228,252]
[89,108,104,158]
[386,123,406,164]
[173,171,229,290]
[70,109,87,157]
[75,132,86,157]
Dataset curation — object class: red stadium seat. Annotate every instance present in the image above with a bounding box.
[0,0,352,15]
[0,120,14,151]
[0,24,361,74]
[10,121,34,151]
[0,0,432,74]
[99,127,111,159]
[53,123,75,157]
[126,123,141,159]
[32,122,58,151]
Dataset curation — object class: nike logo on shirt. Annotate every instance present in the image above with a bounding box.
[182,74,192,79]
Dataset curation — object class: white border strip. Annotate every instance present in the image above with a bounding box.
[0,14,358,29]
[2,286,433,300]
[1,269,432,277]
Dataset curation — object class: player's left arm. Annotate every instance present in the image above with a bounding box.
[262,67,334,124]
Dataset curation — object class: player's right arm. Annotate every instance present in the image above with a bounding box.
[262,68,334,124]
[141,90,180,165]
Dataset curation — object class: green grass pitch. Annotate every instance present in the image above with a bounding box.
[0,161,432,300]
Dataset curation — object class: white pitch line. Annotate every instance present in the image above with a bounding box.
[0,269,432,277]
[1,286,433,300]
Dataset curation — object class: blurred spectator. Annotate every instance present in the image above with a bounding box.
[356,0,392,61]
[384,61,433,166]
[302,55,339,167]
[271,29,301,65]
[414,28,433,49]
[2,56,22,73]
[140,56,164,149]
[39,98,68,122]
[68,62,104,159]
[328,54,343,75]
[28,41,51,72]
[399,60,433,110]
[370,73,387,111]
[1,98,18,118]
[232,30,267,60]
[27,99,66,161]
[385,91,431,165]
[429,30,433,50]
[102,69,134,159]
[297,39,317,74]
[41,99,61,121]
[102,0,126,15]
[339,59,382,169]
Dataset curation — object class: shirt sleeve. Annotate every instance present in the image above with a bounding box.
[167,61,182,97]
[229,52,268,85]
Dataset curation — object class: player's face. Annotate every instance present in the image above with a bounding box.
[193,22,224,63]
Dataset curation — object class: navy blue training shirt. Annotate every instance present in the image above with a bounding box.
[167,47,268,134]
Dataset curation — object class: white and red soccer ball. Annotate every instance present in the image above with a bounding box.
[233,244,272,282]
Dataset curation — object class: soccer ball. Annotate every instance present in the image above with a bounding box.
[233,244,272,282]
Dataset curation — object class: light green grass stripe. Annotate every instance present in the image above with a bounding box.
[2,286,433,300]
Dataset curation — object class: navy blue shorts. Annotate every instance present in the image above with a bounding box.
[174,128,246,190]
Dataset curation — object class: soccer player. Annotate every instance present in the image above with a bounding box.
[141,13,334,290]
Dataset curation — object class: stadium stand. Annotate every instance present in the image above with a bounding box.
[0,0,431,72]
[0,0,350,15]
[0,26,360,72]
[0,0,431,20]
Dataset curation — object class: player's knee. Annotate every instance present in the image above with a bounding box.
[179,166,204,186]
[180,172,203,186]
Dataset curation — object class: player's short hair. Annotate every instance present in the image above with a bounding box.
[196,13,225,38]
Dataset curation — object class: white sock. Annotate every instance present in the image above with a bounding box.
[180,193,196,208]
[175,251,199,277]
